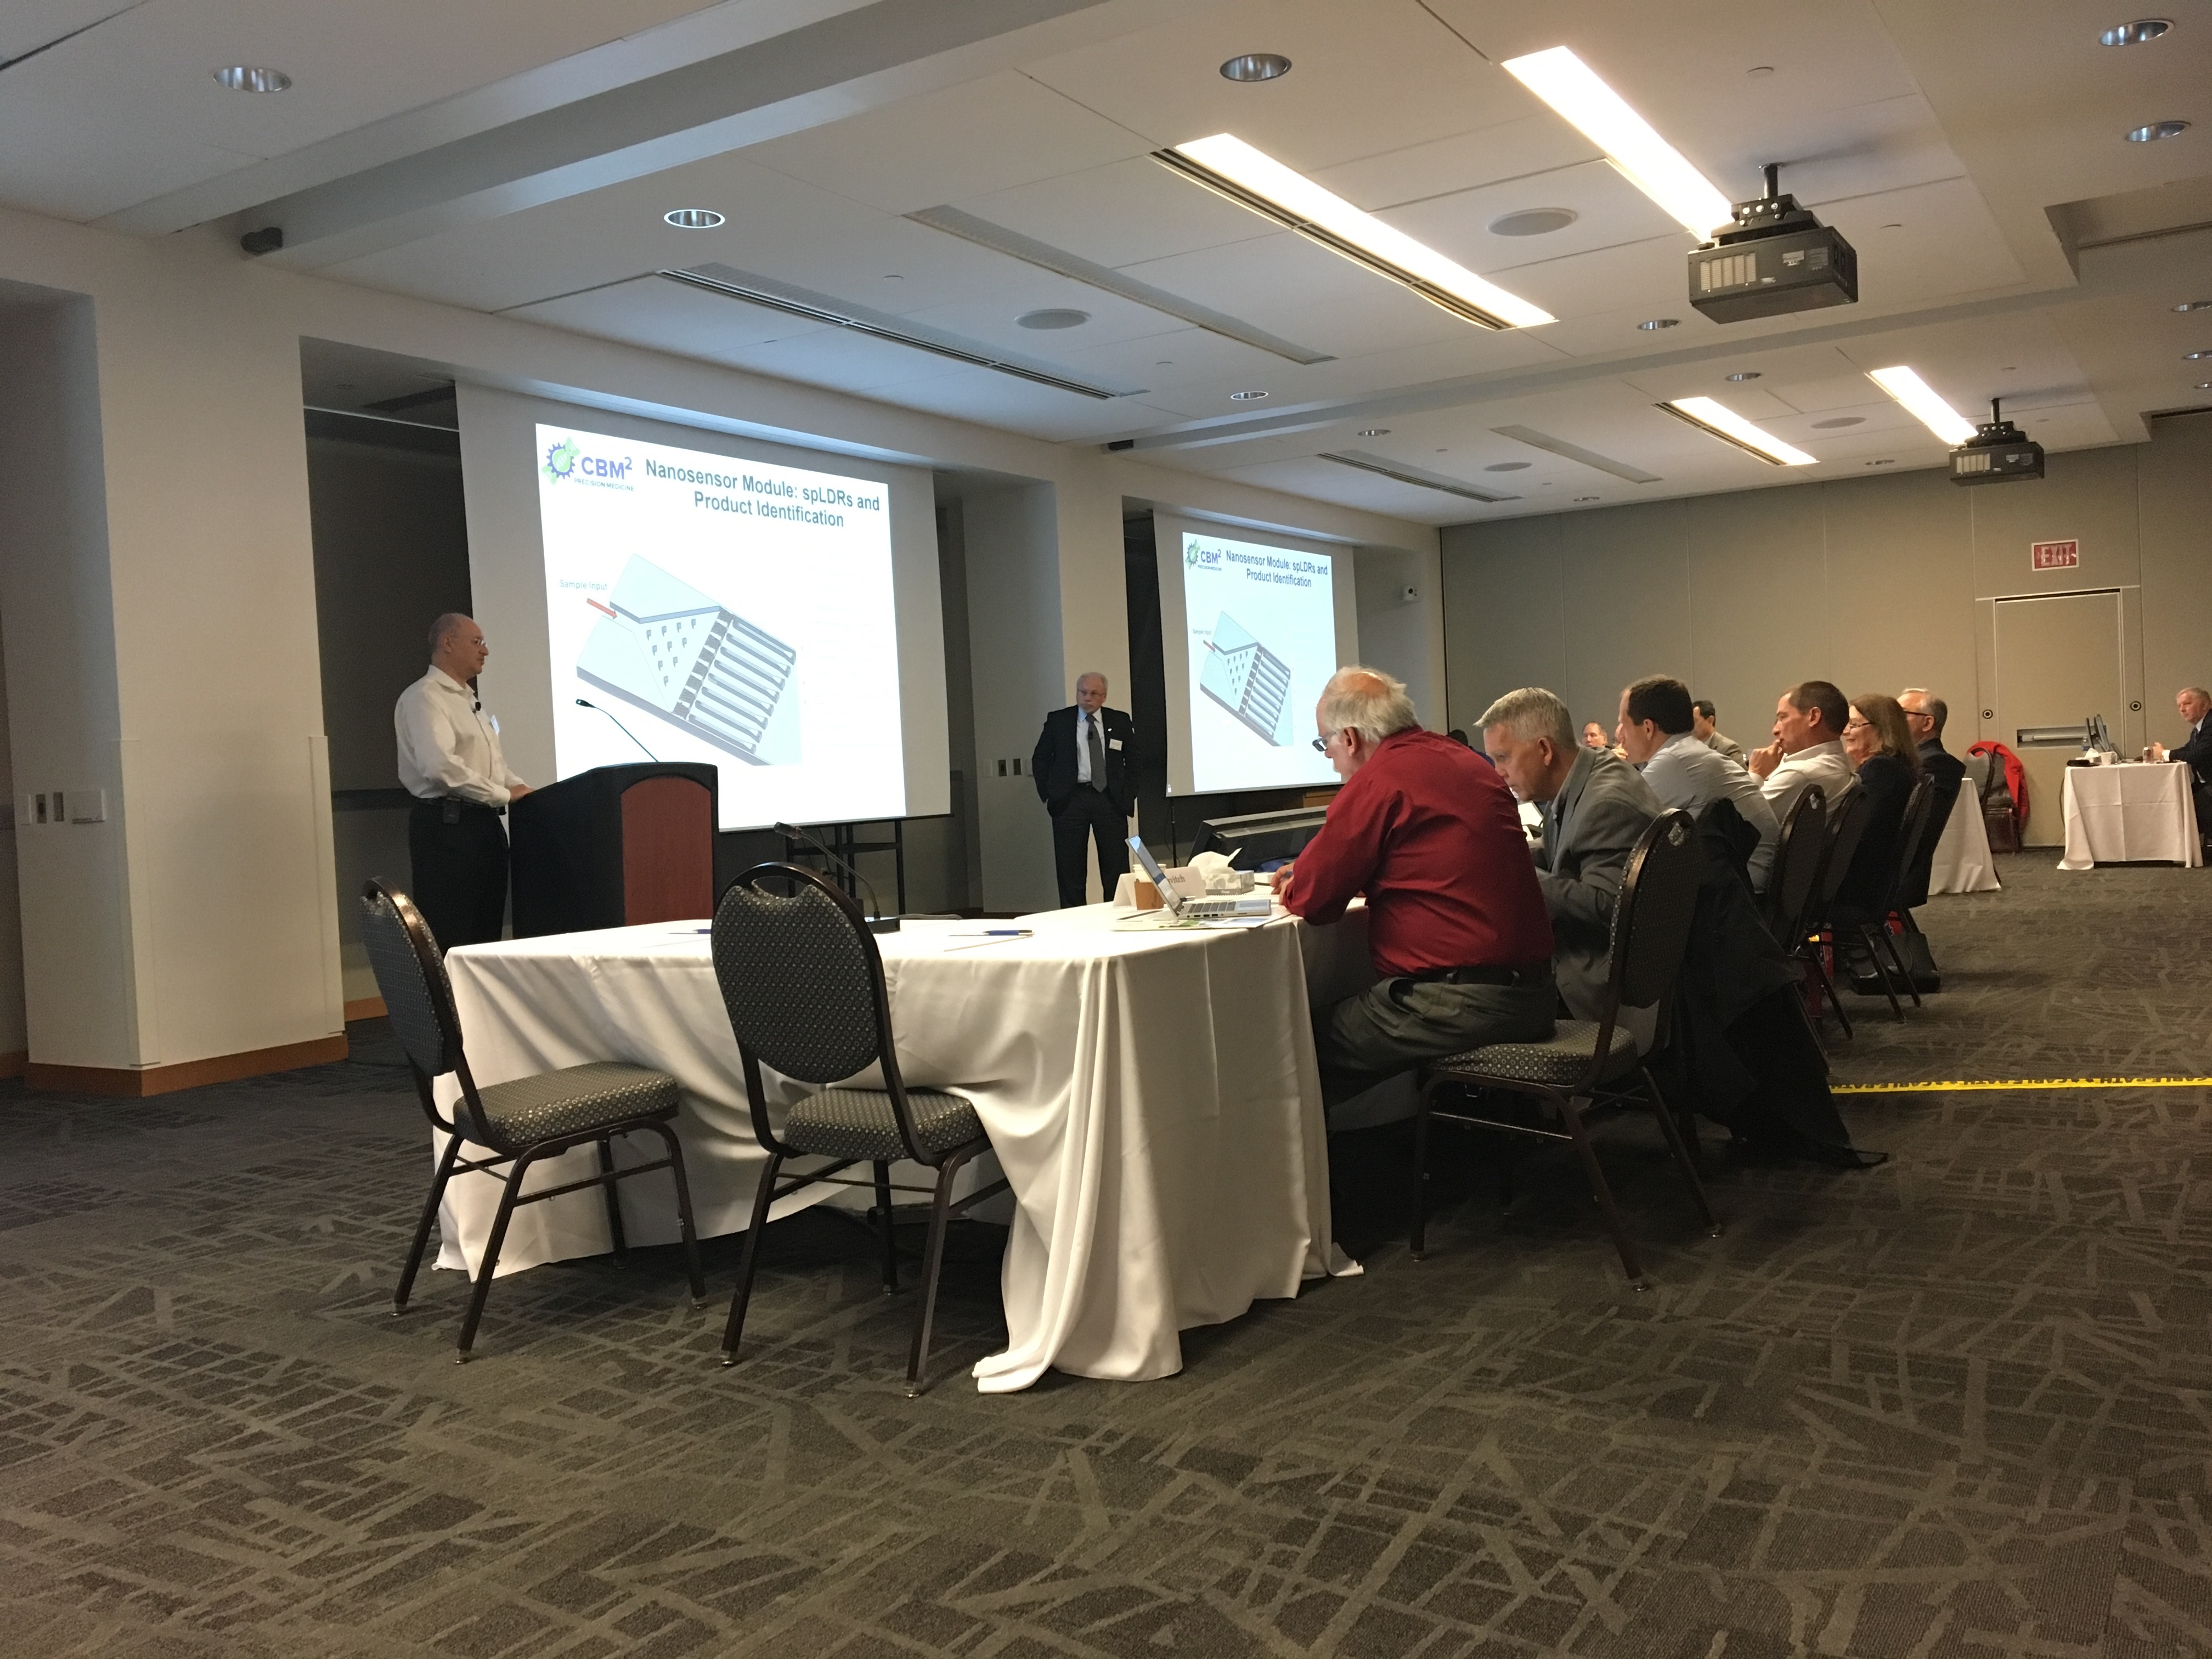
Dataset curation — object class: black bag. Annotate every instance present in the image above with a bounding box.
[1844,926,1939,995]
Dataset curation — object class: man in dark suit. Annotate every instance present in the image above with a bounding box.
[1898,688,1965,910]
[1033,672,1136,907]
[1480,686,1662,1031]
[2153,685,2212,849]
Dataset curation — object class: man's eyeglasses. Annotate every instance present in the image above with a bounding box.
[1311,729,1347,754]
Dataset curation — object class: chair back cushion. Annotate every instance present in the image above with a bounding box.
[1610,810,1702,1012]
[712,867,884,1085]
[1768,785,1827,936]
[359,881,460,1079]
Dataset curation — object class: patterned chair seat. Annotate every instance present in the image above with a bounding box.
[464,1062,682,1147]
[785,1088,984,1162]
[1429,1021,1639,1087]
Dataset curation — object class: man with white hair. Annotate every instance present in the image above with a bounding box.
[1032,671,1136,908]
[1275,667,1554,1102]
[1482,686,1661,1025]
[2148,686,2212,848]
[395,613,532,948]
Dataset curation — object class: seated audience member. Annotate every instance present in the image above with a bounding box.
[1276,668,1555,1103]
[1693,699,1747,766]
[1581,720,1613,752]
[2148,686,2212,845]
[1832,692,1921,922]
[1897,687,1963,909]
[1616,675,1781,893]
[1482,687,1661,1025]
[1747,681,1855,820]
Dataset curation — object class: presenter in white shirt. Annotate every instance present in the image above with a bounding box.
[394,613,531,948]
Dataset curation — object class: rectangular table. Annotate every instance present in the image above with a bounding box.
[2057,761,2202,871]
[430,906,1362,1391]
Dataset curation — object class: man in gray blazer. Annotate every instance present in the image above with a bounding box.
[1481,686,1662,1025]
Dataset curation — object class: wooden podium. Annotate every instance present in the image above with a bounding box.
[510,763,718,938]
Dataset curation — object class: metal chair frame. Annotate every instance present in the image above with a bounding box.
[714,863,1010,1396]
[1412,810,1720,1290]
[362,879,706,1361]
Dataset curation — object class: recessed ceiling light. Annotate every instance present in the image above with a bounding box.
[2195,381,2211,390]
[1725,371,1761,381]
[1662,397,1815,465]
[1489,208,1578,237]
[1229,389,1269,400]
[213,65,291,92]
[1638,318,1679,330]
[663,208,724,228]
[1356,428,1390,436]
[1220,53,1291,82]
[1811,416,1865,429]
[2175,300,2212,313]
[1500,47,1733,236]
[1485,461,1532,471]
[2126,120,2190,143]
[1017,308,1090,330]
[2101,19,2171,46]
[1866,365,1976,443]
[2186,349,2212,360]
[1155,136,1554,329]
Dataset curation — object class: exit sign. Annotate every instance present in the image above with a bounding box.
[2032,539,2079,569]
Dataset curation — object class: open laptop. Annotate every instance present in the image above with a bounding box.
[1126,837,1273,921]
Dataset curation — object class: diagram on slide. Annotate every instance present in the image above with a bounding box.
[575,556,800,765]
[1199,611,1293,746]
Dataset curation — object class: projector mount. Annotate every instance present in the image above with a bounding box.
[1688,162,1859,322]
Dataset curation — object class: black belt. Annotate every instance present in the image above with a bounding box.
[1402,961,1551,988]
[415,796,504,821]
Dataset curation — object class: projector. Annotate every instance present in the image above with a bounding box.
[1689,165,1858,324]
[1950,400,2044,485]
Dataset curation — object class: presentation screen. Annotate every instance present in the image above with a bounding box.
[534,421,907,829]
[1177,527,1344,794]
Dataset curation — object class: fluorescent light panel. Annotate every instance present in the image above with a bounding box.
[1156,134,1553,330]
[1865,365,1977,444]
[1500,47,1733,238]
[1662,397,1815,466]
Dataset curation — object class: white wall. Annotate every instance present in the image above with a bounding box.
[0,203,1435,1073]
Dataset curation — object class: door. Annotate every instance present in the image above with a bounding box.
[1993,591,2125,846]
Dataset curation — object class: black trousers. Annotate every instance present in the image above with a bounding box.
[408,799,510,949]
[1050,787,1130,908]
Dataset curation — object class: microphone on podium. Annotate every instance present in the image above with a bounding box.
[574,698,660,762]
[777,820,899,933]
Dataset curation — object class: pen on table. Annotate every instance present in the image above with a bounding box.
[951,928,1032,936]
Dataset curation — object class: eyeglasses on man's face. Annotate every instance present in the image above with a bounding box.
[1311,729,1347,754]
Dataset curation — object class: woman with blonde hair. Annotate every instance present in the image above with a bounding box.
[1833,691,1921,924]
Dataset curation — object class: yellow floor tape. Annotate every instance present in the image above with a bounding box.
[1833,1076,2212,1094]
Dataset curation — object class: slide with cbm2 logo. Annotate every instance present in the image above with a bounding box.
[1181,531,1339,792]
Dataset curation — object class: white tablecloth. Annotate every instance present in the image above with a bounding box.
[1926,783,2001,895]
[430,906,1361,1390]
[2057,763,2202,871]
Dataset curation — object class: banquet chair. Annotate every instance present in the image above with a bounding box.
[358,878,705,1361]
[1412,810,1718,1290]
[1797,783,1870,1036]
[1765,786,1850,1038]
[711,863,1010,1396]
[1841,775,1937,1019]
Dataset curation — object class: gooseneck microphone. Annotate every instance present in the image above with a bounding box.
[574,698,659,762]
[776,820,899,934]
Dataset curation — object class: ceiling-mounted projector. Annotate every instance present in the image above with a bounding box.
[1950,399,2045,485]
[1689,165,1858,324]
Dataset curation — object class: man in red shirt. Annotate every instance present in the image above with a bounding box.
[1277,668,1555,1102]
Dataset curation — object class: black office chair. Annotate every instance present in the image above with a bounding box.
[1412,810,1718,1290]
[712,863,1010,1396]
[1843,775,1937,1017]
[1797,783,1870,1036]
[359,878,704,1361]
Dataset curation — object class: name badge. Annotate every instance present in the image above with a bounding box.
[1108,738,1123,751]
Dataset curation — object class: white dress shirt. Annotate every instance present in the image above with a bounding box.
[1759,737,1855,826]
[1075,707,1098,786]
[396,667,526,808]
[1641,731,1781,891]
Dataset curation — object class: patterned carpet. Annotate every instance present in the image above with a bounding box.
[2,857,2209,1658]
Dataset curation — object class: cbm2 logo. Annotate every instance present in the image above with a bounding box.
[1186,542,1222,568]
[543,437,634,486]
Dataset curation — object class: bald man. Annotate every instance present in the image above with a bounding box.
[395,613,531,949]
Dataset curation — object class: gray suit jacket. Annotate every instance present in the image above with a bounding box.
[1537,747,1663,1023]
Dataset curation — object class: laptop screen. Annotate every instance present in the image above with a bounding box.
[1125,837,1182,915]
